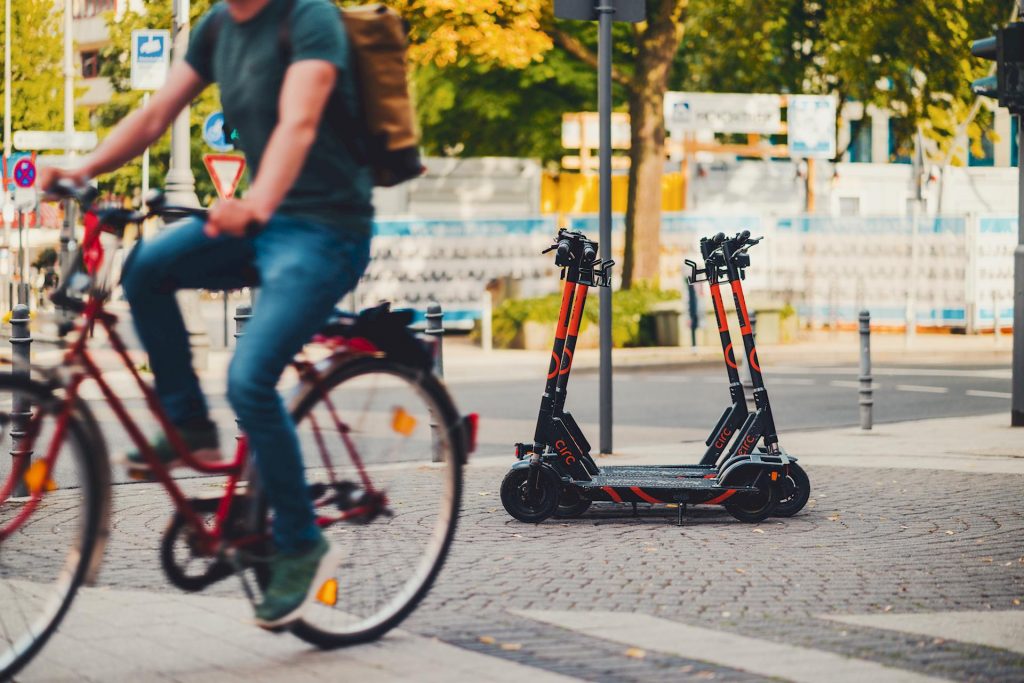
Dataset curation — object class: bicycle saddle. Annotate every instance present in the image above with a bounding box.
[319,304,433,370]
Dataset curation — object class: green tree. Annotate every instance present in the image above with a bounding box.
[679,0,1010,163]
[0,0,69,145]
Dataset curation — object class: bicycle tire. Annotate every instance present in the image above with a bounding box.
[0,375,110,681]
[284,356,464,648]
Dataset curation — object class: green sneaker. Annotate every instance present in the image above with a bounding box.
[125,422,222,479]
[254,532,343,630]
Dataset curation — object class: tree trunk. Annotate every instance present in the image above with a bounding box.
[623,84,667,288]
[621,0,687,290]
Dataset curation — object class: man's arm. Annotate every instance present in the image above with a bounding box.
[205,60,336,237]
[38,62,208,189]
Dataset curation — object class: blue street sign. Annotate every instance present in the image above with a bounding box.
[203,112,234,152]
[131,29,171,91]
[4,152,31,193]
[12,159,36,189]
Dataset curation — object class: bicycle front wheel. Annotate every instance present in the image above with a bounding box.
[0,376,109,680]
[288,356,464,647]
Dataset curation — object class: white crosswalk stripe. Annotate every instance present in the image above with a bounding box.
[966,390,1012,399]
[822,610,1024,656]
[896,384,949,394]
[515,610,949,683]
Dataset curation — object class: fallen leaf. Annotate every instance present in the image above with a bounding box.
[721,611,731,618]
[478,492,490,496]
[479,636,496,645]
[625,647,646,659]
[981,557,994,563]
[828,515,841,522]
[1005,562,1014,567]
[945,530,955,535]
[735,568,746,574]
[1013,599,1021,606]
[753,528,765,534]
[883,605,893,612]
[500,643,523,651]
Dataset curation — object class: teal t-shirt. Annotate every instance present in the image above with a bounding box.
[186,0,373,235]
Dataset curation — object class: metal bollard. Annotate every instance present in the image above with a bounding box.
[233,304,252,342]
[10,304,32,497]
[424,302,444,462]
[425,302,444,378]
[859,310,873,430]
[232,305,252,440]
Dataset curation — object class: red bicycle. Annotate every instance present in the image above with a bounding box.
[0,183,474,680]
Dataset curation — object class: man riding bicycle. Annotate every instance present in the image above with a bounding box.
[40,0,370,629]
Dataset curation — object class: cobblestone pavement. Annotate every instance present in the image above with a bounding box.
[11,458,1023,682]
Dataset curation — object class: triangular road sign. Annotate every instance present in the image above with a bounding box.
[203,153,246,200]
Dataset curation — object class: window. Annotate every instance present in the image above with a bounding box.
[81,51,100,79]
[73,0,116,19]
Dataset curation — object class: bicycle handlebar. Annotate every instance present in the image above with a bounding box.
[46,179,207,229]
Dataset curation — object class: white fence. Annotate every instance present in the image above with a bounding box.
[351,213,1017,332]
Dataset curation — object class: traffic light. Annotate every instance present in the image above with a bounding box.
[971,23,1024,113]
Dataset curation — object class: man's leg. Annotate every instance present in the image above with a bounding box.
[226,216,370,554]
[121,217,256,425]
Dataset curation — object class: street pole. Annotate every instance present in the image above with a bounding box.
[4,0,11,310]
[3,0,9,160]
[597,1,613,455]
[1013,116,1024,426]
[166,0,199,208]
[141,92,151,210]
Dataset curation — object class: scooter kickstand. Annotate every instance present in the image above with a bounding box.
[631,502,638,517]
[676,503,686,526]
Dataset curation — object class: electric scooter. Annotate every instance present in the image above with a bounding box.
[501,230,802,524]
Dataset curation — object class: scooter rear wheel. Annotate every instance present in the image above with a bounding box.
[773,463,810,517]
[501,466,561,523]
[553,487,592,519]
[723,474,777,523]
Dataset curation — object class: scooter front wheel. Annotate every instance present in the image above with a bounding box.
[501,466,561,523]
[553,487,592,519]
[773,463,810,517]
[723,473,777,523]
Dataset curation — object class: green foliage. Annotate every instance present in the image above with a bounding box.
[96,0,229,203]
[679,0,1011,163]
[492,285,680,349]
[415,47,597,161]
[0,0,71,141]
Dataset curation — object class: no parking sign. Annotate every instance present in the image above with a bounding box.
[12,158,35,189]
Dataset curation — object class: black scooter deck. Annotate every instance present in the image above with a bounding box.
[576,472,759,505]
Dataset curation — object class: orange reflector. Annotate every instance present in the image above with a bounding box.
[24,460,56,494]
[392,407,417,436]
[316,578,339,606]
[770,471,779,481]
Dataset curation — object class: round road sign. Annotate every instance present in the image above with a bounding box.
[12,158,36,189]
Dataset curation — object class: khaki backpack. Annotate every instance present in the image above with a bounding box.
[205,1,424,188]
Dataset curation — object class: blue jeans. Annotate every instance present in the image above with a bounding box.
[121,214,371,553]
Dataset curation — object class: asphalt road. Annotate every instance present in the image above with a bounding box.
[445,362,1013,435]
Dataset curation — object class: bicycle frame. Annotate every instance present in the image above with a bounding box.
[0,288,383,553]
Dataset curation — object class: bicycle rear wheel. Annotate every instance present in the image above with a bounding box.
[287,356,464,647]
[0,376,108,680]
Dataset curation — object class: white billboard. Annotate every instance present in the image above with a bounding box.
[787,95,838,159]
[665,92,783,134]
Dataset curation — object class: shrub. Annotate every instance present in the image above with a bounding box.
[492,285,680,348]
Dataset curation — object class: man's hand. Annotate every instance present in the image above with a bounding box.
[38,166,88,195]
[205,198,270,238]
